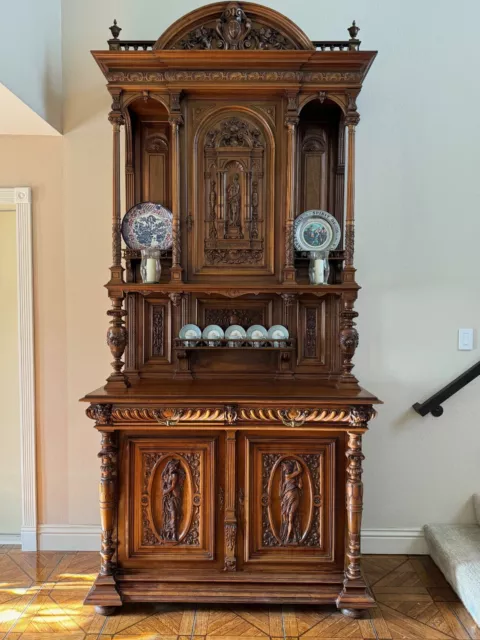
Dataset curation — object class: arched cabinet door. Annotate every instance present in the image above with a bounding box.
[187,105,277,279]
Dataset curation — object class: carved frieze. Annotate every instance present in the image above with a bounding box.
[106,70,362,84]
[111,406,351,424]
[204,308,264,329]
[205,249,263,265]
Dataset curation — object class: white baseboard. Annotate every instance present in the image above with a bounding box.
[39,525,101,551]
[361,528,428,554]
[21,527,37,551]
[37,525,427,554]
[0,533,21,545]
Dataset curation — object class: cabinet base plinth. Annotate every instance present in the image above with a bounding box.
[84,574,123,609]
[81,570,374,607]
[336,580,376,614]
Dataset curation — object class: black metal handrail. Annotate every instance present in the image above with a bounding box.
[413,361,480,417]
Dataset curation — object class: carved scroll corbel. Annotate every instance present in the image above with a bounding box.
[153,408,185,426]
[279,408,311,428]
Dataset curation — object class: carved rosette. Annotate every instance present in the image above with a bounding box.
[98,432,118,575]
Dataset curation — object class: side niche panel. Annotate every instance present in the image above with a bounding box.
[188,105,276,278]
[127,435,217,561]
[140,297,172,368]
[242,435,338,566]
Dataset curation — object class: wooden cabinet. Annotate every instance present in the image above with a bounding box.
[83,0,380,620]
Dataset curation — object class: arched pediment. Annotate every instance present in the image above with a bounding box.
[154,2,314,51]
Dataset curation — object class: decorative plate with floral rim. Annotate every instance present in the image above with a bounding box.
[121,202,173,250]
[294,209,341,253]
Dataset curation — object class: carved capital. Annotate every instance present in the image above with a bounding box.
[349,406,376,428]
[285,115,299,130]
[168,114,184,128]
[87,404,113,426]
[168,292,183,307]
[108,110,125,130]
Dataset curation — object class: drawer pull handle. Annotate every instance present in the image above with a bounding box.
[153,408,184,426]
[279,409,311,428]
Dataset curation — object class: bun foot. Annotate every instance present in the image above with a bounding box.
[340,608,364,619]
[95,605,118,616]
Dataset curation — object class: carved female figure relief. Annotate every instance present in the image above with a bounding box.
[279,459,303,544]
[161,459,185,541]
[209,180,218,238]
[225,173,243,238]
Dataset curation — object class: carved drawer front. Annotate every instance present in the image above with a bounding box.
[242,434,336,566]
[128,436,216,561]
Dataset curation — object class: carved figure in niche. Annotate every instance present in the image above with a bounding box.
[280,459,303,544]
[209,180,218,238]
[225,174,243,238]
[161,459,185,541]
[251,180,259,239]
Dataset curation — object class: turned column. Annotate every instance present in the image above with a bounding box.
[169,99,184,282]
[337,406,375,617]
[106,92,129,389]
[343,93,360,284]
[84,404,122,614]
[283,92,299,283]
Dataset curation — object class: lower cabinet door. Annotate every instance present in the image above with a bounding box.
[119,432,221,567]
[239,432,344,570]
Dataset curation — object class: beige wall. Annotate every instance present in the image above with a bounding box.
[0,208,21,533]
[1,0,479,533]
[0,136,67,525]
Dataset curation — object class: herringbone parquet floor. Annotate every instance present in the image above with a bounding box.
[0,546,478,640]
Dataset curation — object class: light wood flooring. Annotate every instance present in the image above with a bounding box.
[0,546,479,640]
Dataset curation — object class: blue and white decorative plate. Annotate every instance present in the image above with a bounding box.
[121,202,173,251]
[247,324,268,347]
[294,210,341,253]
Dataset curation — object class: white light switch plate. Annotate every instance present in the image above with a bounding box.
[458,328,474,350]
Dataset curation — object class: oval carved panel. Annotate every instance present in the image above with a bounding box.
[148,454,195,544]
[266,455,314,545]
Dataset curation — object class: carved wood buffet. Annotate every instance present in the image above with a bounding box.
[82,2,380,619]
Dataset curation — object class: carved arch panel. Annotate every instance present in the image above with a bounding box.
[190,107,275,277]
[155,2,314,51]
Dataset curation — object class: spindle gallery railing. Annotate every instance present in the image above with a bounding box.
[106,19,361,52]
[413,360,480,417]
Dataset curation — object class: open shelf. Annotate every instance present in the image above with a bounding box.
[174,338,295,350]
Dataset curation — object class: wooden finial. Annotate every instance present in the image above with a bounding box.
[109,19,122,40]
[347,20,360,40]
